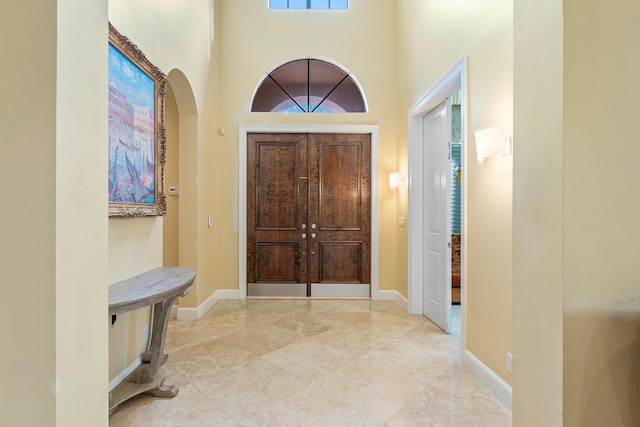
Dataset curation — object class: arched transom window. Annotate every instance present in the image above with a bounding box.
[251,58,367,113]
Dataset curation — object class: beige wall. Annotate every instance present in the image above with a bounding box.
[512,0,564,424]
[1,0,110,424]
[1,2,58,424]
[396,0,513,384]
[513,1,640,425]
[216,0,400,291]
[108,218,161,380]
[563,0,640,425]
[56,1,110,423]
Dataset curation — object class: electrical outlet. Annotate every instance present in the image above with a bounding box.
[507,352,513,373]
[142,326,149,344]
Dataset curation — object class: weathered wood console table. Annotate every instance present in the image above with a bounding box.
[108,266,196,414]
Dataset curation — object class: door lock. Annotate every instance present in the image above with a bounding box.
[302,233,307,239]
[311,223,317,229]
[301,224,307,229]
[311,233,317,239]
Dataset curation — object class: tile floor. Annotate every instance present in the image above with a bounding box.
[109,299,511,426]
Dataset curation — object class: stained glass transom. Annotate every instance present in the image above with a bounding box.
[251,59,366,113]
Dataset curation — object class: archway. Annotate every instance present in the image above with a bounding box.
[164,69,198,309]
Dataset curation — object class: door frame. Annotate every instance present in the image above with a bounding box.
[239,124,379,300]
[408,57,467,334]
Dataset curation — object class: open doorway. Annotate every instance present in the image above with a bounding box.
[449,91,463,336]
[408,57,466,339]
[163,83,179,268]
[162,69,199,314]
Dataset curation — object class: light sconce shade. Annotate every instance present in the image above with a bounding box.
[389,172,405,189]
[474,125,512,164]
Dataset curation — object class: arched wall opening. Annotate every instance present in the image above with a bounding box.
[164,68,199,308]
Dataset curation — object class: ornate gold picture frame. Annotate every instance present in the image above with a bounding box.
[108,23,166,217]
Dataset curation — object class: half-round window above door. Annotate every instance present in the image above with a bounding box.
[251,58,368,113]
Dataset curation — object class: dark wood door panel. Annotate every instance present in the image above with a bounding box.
[255,241,299,282]
[247,133,308,285]
[309,134,371,285]
[318,143,361,230]
[256,143,298,230]
[318,241,362,283]
[247,132,370,294]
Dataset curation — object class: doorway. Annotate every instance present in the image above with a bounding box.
[420,100,453,331]
[162,69,198,314]
[239,124,380,300]
[408,57,466,336]
[246,132,371,297]
[163,84,180,268]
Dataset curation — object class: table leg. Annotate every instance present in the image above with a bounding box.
[131,295,178,384]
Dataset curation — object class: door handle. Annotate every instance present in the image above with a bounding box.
[311,233,316,239]
[311,223,317,229]
[302,233,307,239]
[301,224,307,230]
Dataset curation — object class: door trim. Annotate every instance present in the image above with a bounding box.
[408,56,467,335]
[239,124,379,300]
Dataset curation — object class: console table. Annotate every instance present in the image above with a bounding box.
[108,266,196,414]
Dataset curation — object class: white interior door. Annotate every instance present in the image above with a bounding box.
[422,100,452,332]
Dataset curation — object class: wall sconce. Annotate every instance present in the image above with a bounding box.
[389,172,405,189]
[474,125,512,164]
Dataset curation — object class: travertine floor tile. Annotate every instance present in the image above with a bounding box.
[109,384,238,427]
[386,384,511,427]
[194,358,308,422]
[167,337,257,382]
[261,337,356,383]
[239,385,385,427]
[109,299,511,426]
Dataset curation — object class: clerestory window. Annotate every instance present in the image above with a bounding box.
[251,58,367,113]
[269,0,348,9]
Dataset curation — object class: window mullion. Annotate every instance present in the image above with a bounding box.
[311,74,348,113]
[268,75,305,112]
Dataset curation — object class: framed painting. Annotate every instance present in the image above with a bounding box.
[108,23,167,216]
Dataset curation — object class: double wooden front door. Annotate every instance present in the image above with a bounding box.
[247,133,371,297]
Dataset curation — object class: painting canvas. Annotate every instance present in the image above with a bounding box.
[108,23,166,216]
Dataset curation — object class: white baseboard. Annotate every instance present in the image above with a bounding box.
[377,290,409,311]
[108,357,141,392]
[462,350,513,411]
[176,289,239,320]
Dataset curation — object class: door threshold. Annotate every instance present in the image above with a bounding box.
[248,283,371,298]
[246,296,372,300]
